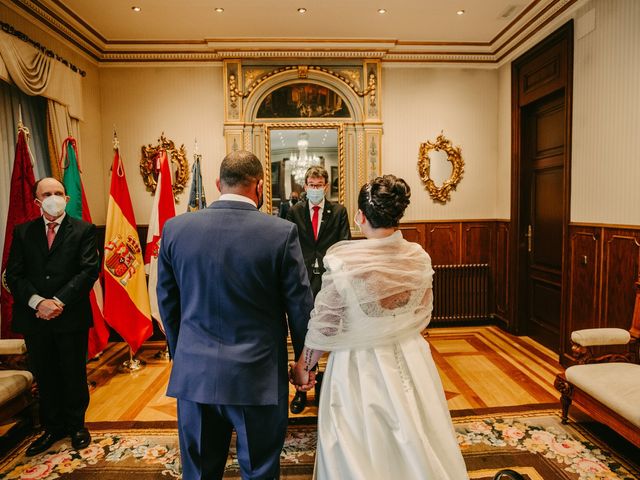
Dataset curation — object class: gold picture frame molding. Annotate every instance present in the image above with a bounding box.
[418,132,464,203]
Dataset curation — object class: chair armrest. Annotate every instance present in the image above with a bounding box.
[0,339,27,356]
[571,328,630,347]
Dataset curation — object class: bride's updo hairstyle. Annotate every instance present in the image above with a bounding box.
[358,174,411,228]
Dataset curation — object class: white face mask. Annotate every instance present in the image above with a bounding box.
[40,195,67,217]
[306,188,325,205]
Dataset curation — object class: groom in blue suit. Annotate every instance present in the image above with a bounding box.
[157,150,314,480]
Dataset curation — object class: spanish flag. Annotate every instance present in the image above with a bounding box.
[103,141,152,354]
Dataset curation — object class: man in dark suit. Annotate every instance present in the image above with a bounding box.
[6,177,99,456]
[277,191,299,219]
[286,165,351,413]
[157,150,314,480]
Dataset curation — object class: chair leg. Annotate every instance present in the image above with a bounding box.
[554,375,573,424]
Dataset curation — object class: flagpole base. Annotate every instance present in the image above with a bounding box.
[118,357,146,373]
[154,347,170,360]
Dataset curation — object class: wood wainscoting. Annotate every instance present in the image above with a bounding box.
[94,221,639,364]
[400,220,640,366]
[399,220,501,328]
[565,223,640,365]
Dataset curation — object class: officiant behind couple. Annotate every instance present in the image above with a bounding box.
[290,174,469,479]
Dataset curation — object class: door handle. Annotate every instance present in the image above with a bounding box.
[526,224,532,253]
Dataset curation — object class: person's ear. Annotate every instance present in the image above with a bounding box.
[216,178,221,193]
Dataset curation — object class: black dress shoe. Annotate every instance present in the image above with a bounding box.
[26,431,65,457]
[70,428,91,450]
[290,391,307,414]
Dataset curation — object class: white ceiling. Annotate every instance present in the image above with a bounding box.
[49,0,528,43]
[9,0,574,63]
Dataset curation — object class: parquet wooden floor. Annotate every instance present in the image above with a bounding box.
[85,326,562,423]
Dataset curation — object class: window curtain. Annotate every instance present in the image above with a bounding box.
[0,79,50,264]
[0,29,84,120]
[47,100,81,181]
[0,26,84,264]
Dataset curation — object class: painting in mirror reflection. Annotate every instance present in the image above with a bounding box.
[258,83,350,118]
[270,129,339,216]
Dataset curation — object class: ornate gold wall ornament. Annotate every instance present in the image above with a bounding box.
[418,133,464,203]
[228,65,375,105]
[140,133,190,200]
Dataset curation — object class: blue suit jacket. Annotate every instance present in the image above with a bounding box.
[157,200,314,406]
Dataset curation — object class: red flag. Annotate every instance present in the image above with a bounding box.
[60,137,111,358]
[82,187,110,359]
[144,151,176,330]
[103,144,152,354]
[0,128,41,339]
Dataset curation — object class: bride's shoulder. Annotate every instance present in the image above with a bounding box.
[323,253,345,272]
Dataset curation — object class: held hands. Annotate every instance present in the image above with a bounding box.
[288,361,316,392]
[35,299,63,320]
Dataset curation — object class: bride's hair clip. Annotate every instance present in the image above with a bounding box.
[366,183,374,206]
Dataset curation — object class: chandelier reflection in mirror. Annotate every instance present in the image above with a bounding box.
[290,132,322,184]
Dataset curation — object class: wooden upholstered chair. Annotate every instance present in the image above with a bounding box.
[0,339,36,432]
[554,281,640,447]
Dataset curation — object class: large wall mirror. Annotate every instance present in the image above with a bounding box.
[222,61,383,222]
[265,123,344,216]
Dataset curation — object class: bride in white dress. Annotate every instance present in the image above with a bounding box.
[291,175,469,480]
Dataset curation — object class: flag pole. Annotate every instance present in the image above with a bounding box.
[154,344,170,360]
[118,347,146,373]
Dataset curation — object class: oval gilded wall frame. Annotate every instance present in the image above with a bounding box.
[418,132,464,203]
[140,133,190,201]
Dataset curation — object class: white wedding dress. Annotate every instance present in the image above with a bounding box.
[305,232,469,480]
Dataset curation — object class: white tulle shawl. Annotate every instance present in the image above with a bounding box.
[304,231,434,351]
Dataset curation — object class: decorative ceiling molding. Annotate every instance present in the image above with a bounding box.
[9,0,577,66]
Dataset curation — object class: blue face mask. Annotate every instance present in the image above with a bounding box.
[306,188,325,205]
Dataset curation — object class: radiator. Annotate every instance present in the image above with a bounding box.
[432,264,490,324]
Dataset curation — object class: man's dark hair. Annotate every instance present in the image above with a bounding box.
[304,166,328,185]
[33,177,66,198]
[220,150,264,187]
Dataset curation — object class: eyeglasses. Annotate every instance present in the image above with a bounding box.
[306,183,326,190]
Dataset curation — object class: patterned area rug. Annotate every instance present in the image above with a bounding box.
[0,408,637,479]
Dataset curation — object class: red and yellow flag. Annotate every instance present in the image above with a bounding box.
[103,144,152,354]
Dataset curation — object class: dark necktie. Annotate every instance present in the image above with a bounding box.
[47,222,57,249]
[312,206,320,240]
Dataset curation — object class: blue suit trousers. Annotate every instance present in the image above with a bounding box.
[177,394,288,480]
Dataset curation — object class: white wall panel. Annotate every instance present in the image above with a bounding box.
[99,66,225,224]
[496,63,512,220]
[571,0,640,225]
[381,66,499,221]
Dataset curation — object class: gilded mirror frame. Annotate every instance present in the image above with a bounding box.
[264,122,345,210]
[140,133,190,201]
[418,133,464,203]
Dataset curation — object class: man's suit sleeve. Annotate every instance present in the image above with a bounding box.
[54,223,100,305]
[281,223,314,358]
[156,225,180,357]
[338,206,352,241]
[5,225,38,305]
